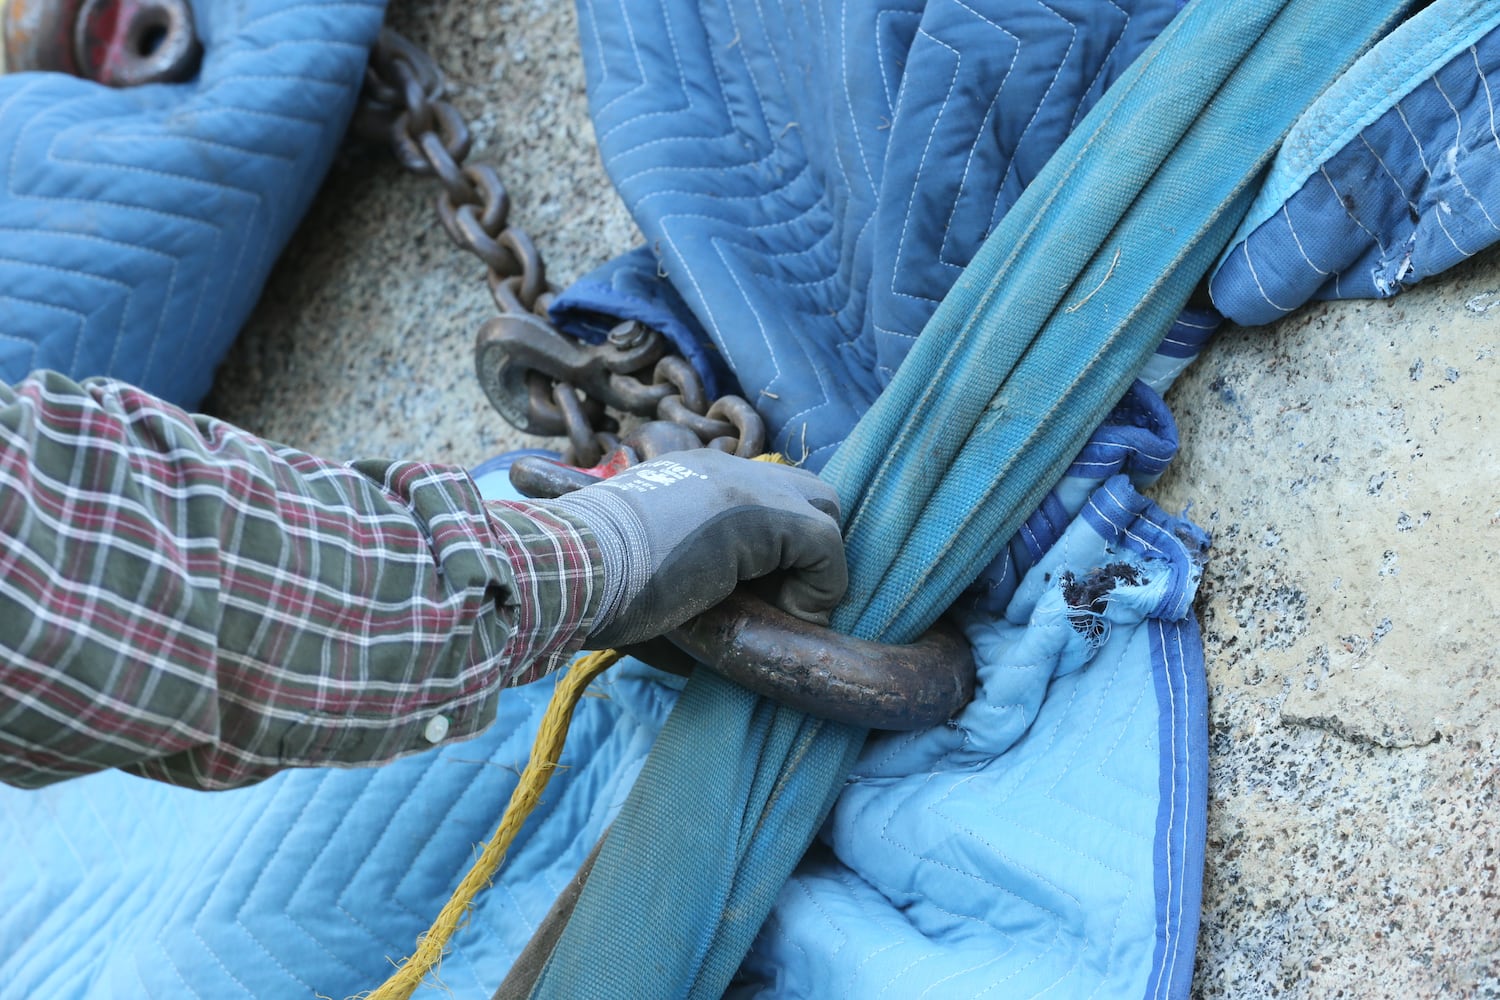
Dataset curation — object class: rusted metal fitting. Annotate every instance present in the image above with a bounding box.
[3,0,81,75]
[475,314,668,437]
[506,422,712,498]
[508,452,977,730]
[76,0,199,85]
[669,591,976,731]
[3,0,200,85]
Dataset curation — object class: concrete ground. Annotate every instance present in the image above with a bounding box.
[210,2,1499,995]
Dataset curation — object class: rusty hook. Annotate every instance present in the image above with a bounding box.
[668,591,975,731]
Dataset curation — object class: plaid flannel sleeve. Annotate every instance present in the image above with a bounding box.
[0,372,603,790]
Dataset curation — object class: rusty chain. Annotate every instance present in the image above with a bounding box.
[355,28,766,470]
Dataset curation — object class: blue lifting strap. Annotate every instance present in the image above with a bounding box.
[530,0,1412,995]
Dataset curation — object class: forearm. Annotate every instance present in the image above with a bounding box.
[0,373,603,790]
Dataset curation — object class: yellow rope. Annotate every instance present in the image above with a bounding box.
[358,648,622,1000]
[358,452,787,998]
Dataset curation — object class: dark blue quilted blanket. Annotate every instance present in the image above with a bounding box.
[555,0,1186,467]
[1212,2,1500,323]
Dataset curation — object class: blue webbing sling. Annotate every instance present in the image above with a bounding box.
[531,0,1412,994]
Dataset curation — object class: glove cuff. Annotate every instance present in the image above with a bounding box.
[542,488,650,646]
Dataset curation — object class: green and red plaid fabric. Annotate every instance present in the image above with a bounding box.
[0,373,602,790]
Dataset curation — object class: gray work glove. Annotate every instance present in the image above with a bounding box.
[540,450,847,649]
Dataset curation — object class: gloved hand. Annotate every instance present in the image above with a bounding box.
[540,450,847,649]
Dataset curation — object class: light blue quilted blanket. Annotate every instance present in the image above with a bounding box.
[0,437,1207,999]
[0,0,384,408]
[4,1,1499,997]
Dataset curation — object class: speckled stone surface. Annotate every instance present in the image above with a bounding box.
[211,4,1499,996]
[1157,251,1500,999]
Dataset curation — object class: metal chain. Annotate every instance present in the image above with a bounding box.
[356,28,766,468]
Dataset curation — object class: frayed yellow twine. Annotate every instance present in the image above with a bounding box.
[357,452,789,999]
[355,647,622,1000]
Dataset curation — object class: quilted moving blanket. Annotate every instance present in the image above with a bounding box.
[0,0,385,408]
[5,0,1500,998]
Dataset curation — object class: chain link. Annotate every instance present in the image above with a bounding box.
[357,29,766,467]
